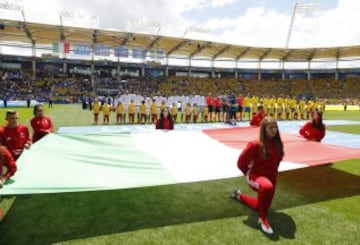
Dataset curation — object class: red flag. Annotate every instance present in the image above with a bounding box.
[64,42,70,53]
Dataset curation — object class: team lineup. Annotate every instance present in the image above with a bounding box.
[90,91,326,126]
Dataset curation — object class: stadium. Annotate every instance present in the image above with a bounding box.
[0,1,360,244]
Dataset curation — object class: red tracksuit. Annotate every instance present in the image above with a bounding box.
[0,125,31,160]
[250,112,265,127]
[237,139,283,219]
[156,118,174,130]
[0,146,17,178]
[30,116,54,143]
[206,96,214,109]
[299,121,326,142]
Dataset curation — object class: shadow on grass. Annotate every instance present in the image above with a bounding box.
[243,212,296,241]
[0,164,359,245]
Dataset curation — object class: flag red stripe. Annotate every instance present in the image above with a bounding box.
[203,127,360,166]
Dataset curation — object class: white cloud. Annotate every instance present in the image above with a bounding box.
[210,0,237,8]
[203,17,237,32]
[169,0,237,11]
[202,0,360,48]
[3,0,360,48]
[205,6,290,47]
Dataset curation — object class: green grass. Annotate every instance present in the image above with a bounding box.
[0,105,359,245]
[323,110,360,121]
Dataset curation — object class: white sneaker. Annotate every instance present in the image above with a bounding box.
[258,218,273,234]
[229,189,241,200]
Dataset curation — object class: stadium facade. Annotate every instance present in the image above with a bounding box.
[1,18,360,81]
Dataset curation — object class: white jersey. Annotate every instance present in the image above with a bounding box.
[134,94,144,113]
[119,94,130,112]
[145,97,152,114]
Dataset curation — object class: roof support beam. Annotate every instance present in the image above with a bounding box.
[146,36,161,51]
[307,48,317,61]
[20,22,33,42]
[190,42,211,57]
[167,40,188,56]
[120,33,133,46]
[259,48,272,61]
[212,45,231,59]
[235,47,251,60]
[282,49,295,61]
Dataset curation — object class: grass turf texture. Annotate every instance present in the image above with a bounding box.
[0,105,359,244]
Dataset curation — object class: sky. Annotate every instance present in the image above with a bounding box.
[1,0,360,49]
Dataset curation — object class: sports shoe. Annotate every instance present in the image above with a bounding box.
[258,218,273,234]
[229,189,241,200]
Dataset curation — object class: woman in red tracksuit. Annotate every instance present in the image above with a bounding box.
[0,144,17,188]
[0,110,31,160]
[155,108,174,130]
[30,104,54,143]
[230,116,284,234]
[250,105,265,127]
[299,110,325,142]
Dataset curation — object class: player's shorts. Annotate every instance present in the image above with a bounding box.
[208,105,214,113]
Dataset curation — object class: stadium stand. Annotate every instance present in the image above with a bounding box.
[0,18,359,110]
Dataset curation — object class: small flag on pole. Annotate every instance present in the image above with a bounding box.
[53,42,70,54]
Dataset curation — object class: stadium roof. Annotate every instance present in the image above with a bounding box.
[1,18,360,62]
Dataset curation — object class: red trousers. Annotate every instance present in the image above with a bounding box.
[239,175,275,219]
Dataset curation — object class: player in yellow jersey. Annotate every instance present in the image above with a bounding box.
[150,99,158,124]
[192,103,199,123]
[128,100,136,124]
[184,103,191,123]
[251,96,259,119]
[262,97,270,117]
[299,98,306,120]
[276,96,284,120]
[290,97,297,120]
[139,100,147,124]
[92,99,100,125]
[293,101,300,120]
[116,101,124,124]
[269,97,276,118]
[313,100,321,113]
[102,102,111,125]
[307,100,314,120]
[285,101,292,120]
[319,100,326,113]
[170,103,178,122]
[202,106,209,123]
[160,100,167,112]
[242,94,252,121]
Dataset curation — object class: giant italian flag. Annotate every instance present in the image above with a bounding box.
[1,123,360,195]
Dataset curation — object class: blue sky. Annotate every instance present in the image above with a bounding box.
[1,0,359,48]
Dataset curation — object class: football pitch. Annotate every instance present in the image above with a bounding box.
[0,104,359,244]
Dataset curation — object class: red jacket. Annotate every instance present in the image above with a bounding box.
[250,112,265,127]
[156,118,174,130]
[0,146,17,178]
[214,97,222,108]
[237,97,244,106]
[30,116,54,143]
[299,121,326,142]
[237,139,283,184]
[0,125,31,160]
[206,96,214,106]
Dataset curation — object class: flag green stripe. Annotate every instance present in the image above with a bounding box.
[0,133,175,195]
